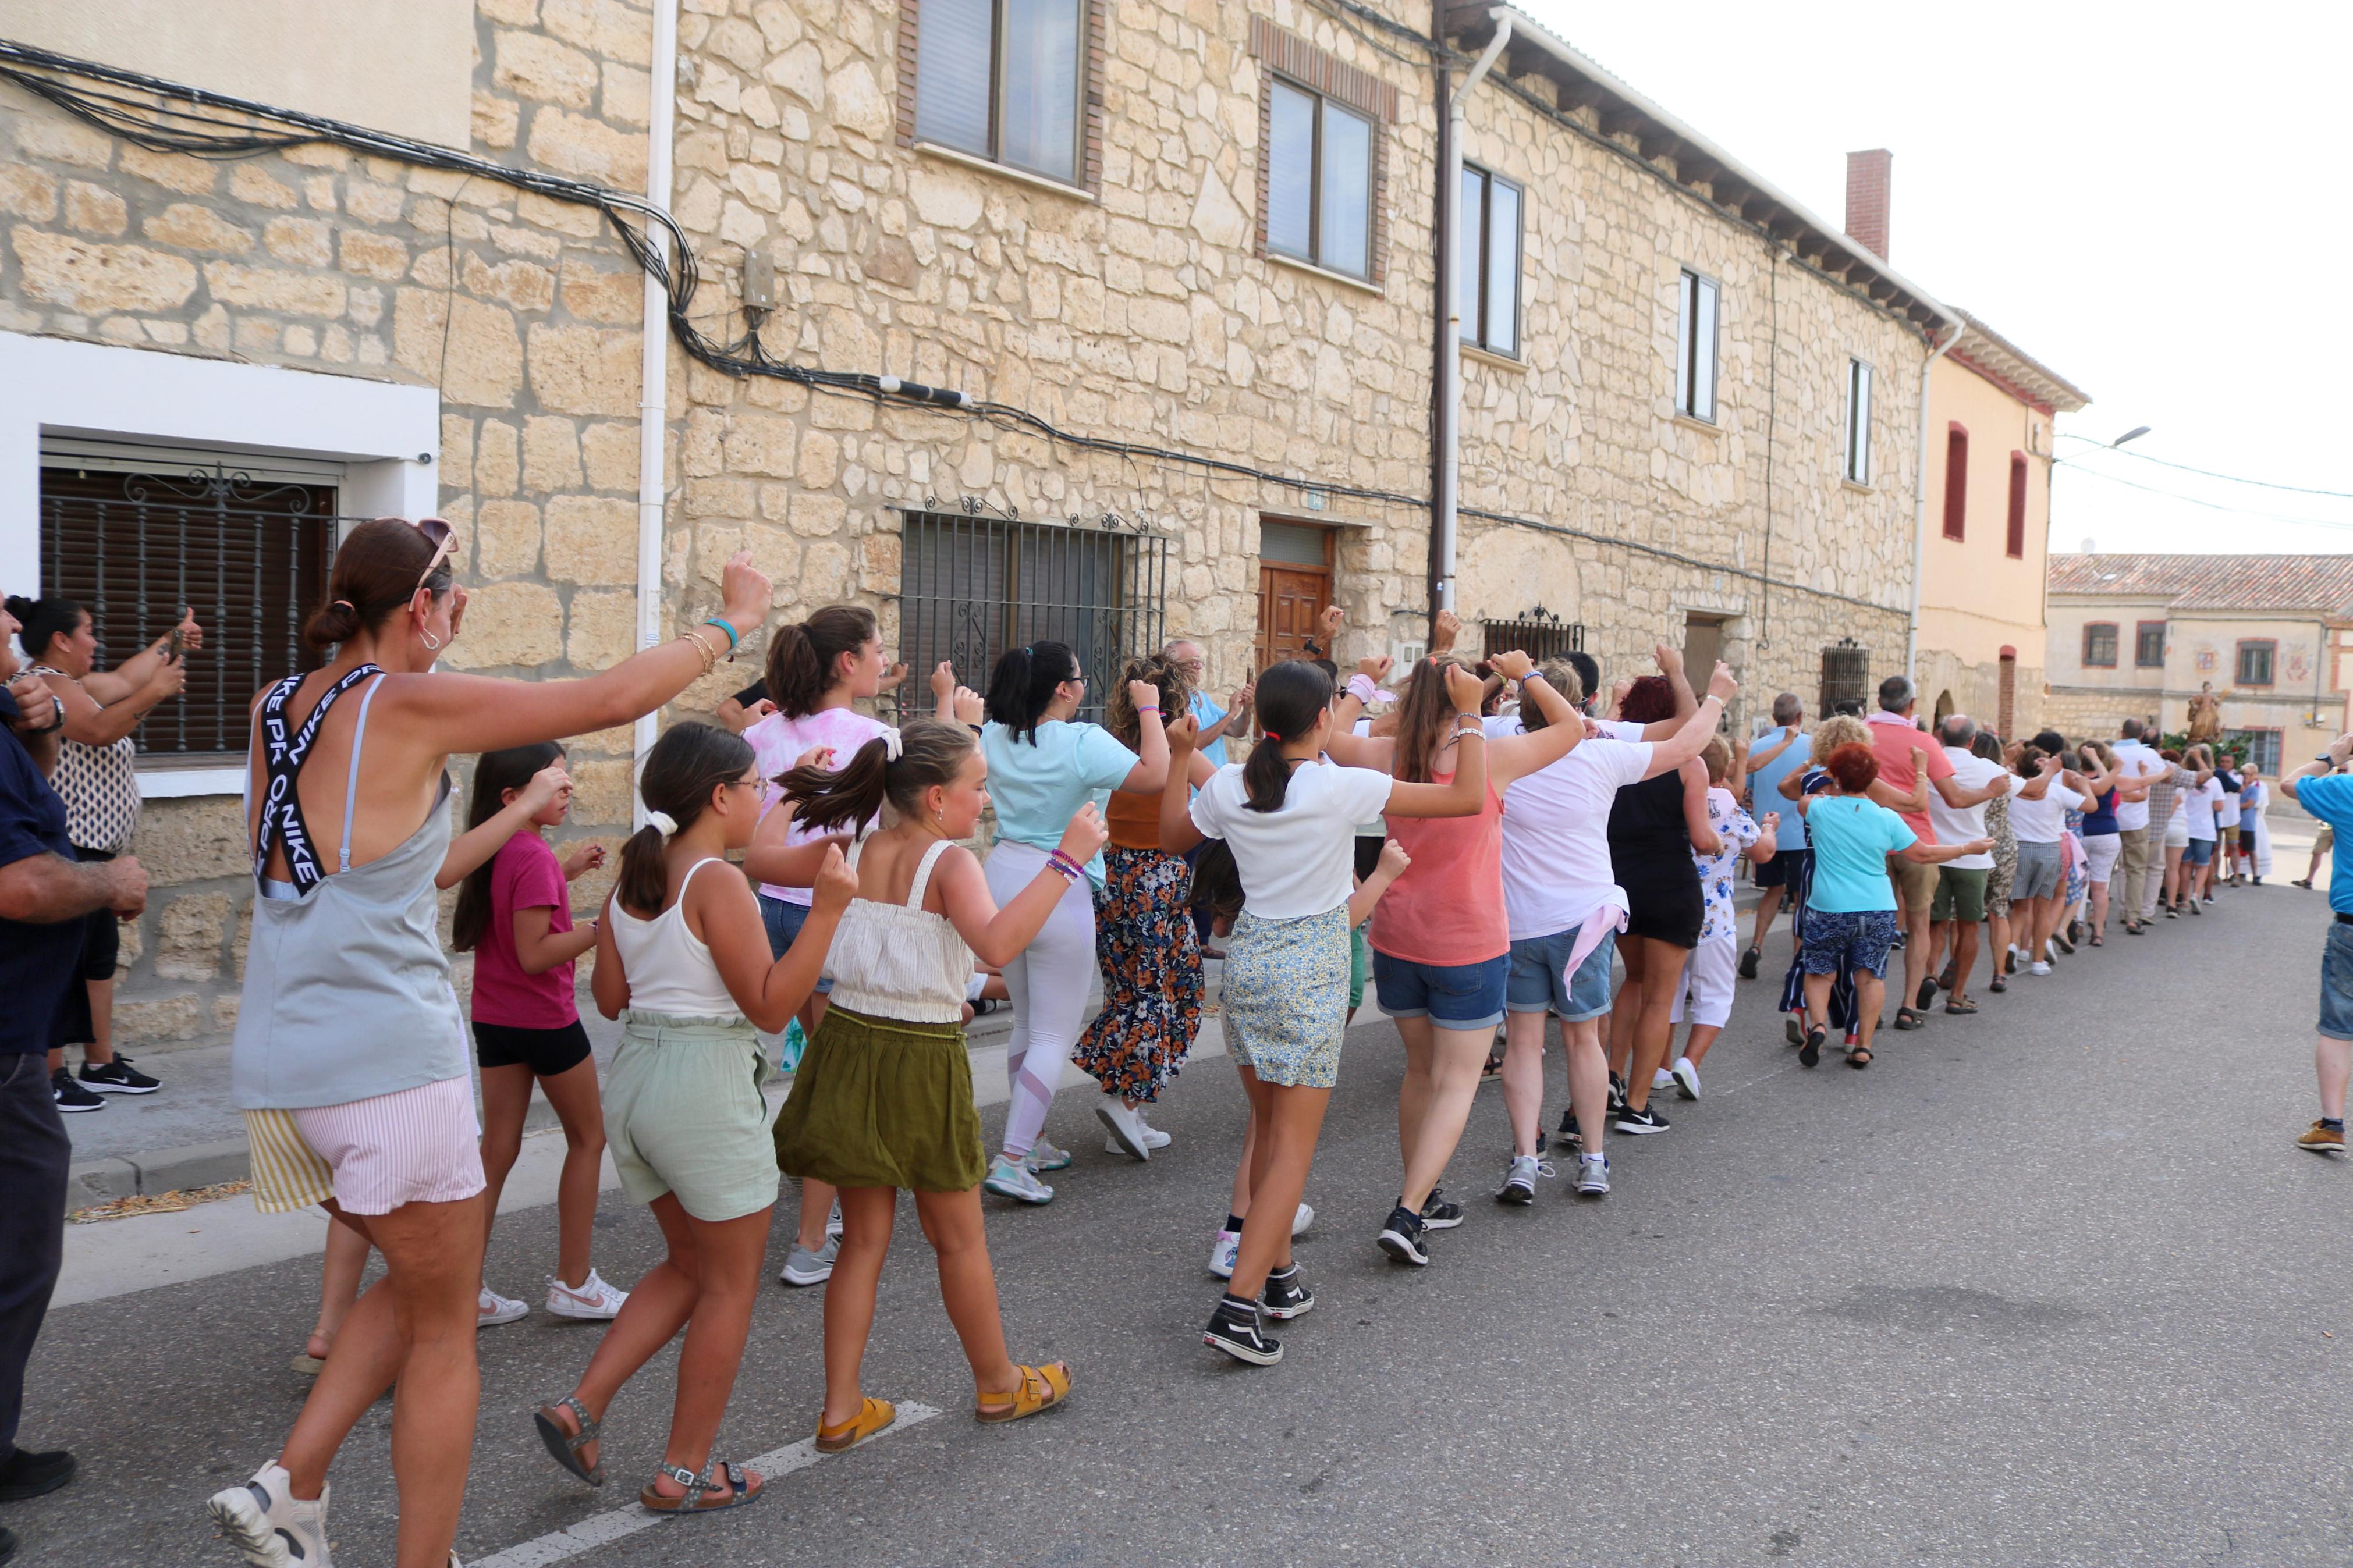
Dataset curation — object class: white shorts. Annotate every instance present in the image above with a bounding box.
[1668,937,1737,1030]
[245,1075,485,1216]
[2083,833,2121,886]
[2164,816,2190,848]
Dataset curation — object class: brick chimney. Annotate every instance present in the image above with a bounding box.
[1845,148,1891,260]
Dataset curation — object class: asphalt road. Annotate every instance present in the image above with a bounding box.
[12,879,2352,1567]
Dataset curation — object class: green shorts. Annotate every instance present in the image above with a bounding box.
[1931,866,1989,925]
[605,1011,778,1222]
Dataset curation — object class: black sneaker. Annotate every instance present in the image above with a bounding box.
[1607,1072,1628,1115]
[1378,1204,1430,1266]
[1418,1187,1465,1229]
[77,1055,159,1095]
[1613,1103,1670,1135]
[1558,1110,1581,1149]
[1738,945,1761,980]
[1259,1268,1315,1320]
[51,1070,103,1114]
[0,1446,74,1502]
[1203,1302,1282,1364]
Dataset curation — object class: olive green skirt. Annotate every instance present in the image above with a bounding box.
[771,1005,985,1193]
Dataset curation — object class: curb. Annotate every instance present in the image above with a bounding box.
[66,1135,250,1216]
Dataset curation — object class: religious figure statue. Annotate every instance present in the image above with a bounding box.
[2185,682,2224,745]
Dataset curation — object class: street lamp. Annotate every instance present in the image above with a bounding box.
[2108,425,2152,448]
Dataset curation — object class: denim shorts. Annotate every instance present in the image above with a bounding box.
[1799,906,1900,979]
[759,893,833,992]
[2320,922,2353,1042]
[2183,837,2215,867]
[1372,950,1510,1031]
[1505,928,1616,1022]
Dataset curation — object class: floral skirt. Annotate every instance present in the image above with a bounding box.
[1073,847,1205,1105]
[1221,906,1350,1090]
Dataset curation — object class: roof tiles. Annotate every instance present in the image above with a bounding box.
[2048,554,2353,616]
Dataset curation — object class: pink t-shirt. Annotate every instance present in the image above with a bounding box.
[747,705,891,904]
[470,833,578,1029]
[1865,711,1954,842]
[1372,776,1508,966]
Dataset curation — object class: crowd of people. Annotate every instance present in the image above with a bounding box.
[0,520,2341,1567]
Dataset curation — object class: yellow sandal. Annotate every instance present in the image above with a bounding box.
[814,1395,897,1454]
[975,1361,1073,1424]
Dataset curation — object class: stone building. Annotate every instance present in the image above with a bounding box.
[2045,554,2353,774]
[0,0,1956,1046]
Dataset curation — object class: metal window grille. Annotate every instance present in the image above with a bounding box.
[38,466,340,757]
[1480,616,1584,664]
[1819,638,1871,717]
[890,510,1171,726]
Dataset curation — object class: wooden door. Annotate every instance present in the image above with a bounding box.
[1257,564,1332,670]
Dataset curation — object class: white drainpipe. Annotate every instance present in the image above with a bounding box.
[1907,310,1967,682]
[633,0,682,820]
[1434,10,1513,613]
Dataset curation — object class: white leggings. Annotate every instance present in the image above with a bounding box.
[983,839,1098,1158]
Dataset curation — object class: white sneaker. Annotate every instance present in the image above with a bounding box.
[1670,1056,1702,1101]
[983,1155,1055,1204]
[1134,1110,1173,1150]
[1095,1096,1151,1161]
[825,1198,844,1238]
[2029,959,2053,977]
[545,1269,627,1321]
[207,1460,330,1567]
[1651,1068,1676,1091]
[1291,1201,1314,1236]
[1208,1227,1240,1279]
[477,1286,528,1327]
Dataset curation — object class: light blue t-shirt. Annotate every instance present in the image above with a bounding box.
[1190,690,1229,770]
[1804,794,1916,913]
[981,719,1139,883]
[2296,773,2353,915]
[1748,727,1809,849]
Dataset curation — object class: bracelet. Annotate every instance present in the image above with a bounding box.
[1135,705,1160,716]
[676,630,719,675]
[968,723,985,735]
[1044,852,1084,881]
[701,617,740,653]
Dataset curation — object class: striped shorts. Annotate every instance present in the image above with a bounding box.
[244,1075,485,1215]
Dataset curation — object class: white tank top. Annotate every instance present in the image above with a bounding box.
[608,858,743,1018]
[823,837,975,1024]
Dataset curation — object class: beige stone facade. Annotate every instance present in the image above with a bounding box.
[3,0,1953,1047]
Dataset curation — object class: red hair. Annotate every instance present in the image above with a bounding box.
[1619,675,1676,725]
[1823,743,1879,796]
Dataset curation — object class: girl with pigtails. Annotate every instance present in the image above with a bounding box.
[1158,658,1489,1367]
[767,721,1108,1446]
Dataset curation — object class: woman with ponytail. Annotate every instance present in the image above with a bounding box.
[966,641,1168,1204]
[1159,658,1487,1366]
[768,722,1107,1448]
[1319,628,1594,1267]
[530,721,855,1514]
[207,518,770,1568]
[1073,655,1220,1158]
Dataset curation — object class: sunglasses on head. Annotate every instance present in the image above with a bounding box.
[412,517,458,598]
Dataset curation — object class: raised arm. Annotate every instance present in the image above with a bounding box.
[1642,662,1736,780]
[436,760,569,890]
[80,606,203,705]
[1864,768,1929,813]
[1116,678,1170,792]
[1484,650,1580,786]
[1631,642,1699,741]
[699,844,857,1032]
[53,659,183,748]
[1746,725,1801,773]
[1747,812,1780,862]
[1323,655,1397,771]
[1156,714,1207,856]
[1347,837,1410,927]
[938,809,1110,967]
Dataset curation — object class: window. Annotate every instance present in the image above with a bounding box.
[1841,358,1872,483]
[2224,728,2281,776]
[2235,639,2276,687]
[1458,165,1521,356]
[1674,269,1718,421]
[1266,77,1373,278]
[2135,621,2166,669]
[1942,424,1968,540]
[2005,451,2028,559]
[893,511,1169,727]
[911,0,1088,184]
[1819,638,1869,717]
[2082,622,2118,669]
[38,463,338,758]
[1481,616,1585,664]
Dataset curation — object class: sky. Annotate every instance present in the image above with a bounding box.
[1516,0,2353,558]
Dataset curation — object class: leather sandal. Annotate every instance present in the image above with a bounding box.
[815,1396,897,1454]
[1942,998,1978,1015]
[638,1457,762,1514]
[533,1395,605,1488]
[1891,1006,1926,1032]
[1846,1043,1873,1068]
[975,1361,1073,1424]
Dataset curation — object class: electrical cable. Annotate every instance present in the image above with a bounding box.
[0,38,1913,623]
[2054,434,2353,500]
[2053,463,2353,534]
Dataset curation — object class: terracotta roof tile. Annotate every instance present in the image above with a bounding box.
[2048,553,2353,615]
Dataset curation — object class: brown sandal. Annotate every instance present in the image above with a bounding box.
[976,1361,1073,1424]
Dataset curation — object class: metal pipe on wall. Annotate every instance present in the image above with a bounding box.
[633,0,681,823]
[1431,9,1513,621]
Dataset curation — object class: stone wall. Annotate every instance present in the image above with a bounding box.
[0,0,665,1043]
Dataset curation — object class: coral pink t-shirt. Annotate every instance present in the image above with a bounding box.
[470,833,578,1029]
[1371,775,1508,966]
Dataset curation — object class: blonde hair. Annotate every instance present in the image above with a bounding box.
[1809,714,1871,763]
[1700,735,1731,783]
[1518,659,1587,732]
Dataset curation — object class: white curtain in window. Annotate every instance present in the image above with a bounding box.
[1319,102,1371,276]
[1457,168,1485,336]
[1485,178,1518,354]
[1000,0,1082,180]
[914,0,993,156]
[1267,81,1315,258]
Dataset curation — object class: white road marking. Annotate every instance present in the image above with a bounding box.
[470,1401,943,1568]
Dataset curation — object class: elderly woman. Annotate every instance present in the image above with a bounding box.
[6,594,201,1108]
[1773,714,1926,1045]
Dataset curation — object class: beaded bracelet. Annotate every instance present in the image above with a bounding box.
[1044,852,1085,881]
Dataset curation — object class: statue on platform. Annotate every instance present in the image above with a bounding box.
[2185,682,2224,745]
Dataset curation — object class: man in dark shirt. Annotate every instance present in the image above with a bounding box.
[0,601,148,1534]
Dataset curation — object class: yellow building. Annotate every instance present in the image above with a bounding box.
[2045,555,2353,773]
[1915,319,2088,739]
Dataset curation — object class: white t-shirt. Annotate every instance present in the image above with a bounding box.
[2216,778,2242,828]
[1497,738,1654,940]
[746,706,892,904]
[2008,778,2085,844]
[2110,740,2164,831]
[1927,747,2016,870]
[1595,719,1646,742]
[2182,777,2223,840]
[1188,758,1394,920]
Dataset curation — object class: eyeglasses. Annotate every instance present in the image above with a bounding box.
[412,517,458,599]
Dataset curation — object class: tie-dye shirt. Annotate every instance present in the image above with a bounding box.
[1692,785,1762,944]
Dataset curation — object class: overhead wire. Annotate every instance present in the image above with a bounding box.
[2054,434,2353,500]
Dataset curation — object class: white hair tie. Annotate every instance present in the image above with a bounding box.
[646,809,679,839]
[881,728,904,760]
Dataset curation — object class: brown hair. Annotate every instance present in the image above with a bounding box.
[1105,652,1191,751]
[1517,659,1587,733]
[1700,735,1731,784]
[450,741,565,952]
[304,518,453,649]
[778,720,974,834]
[764,604,878,720]
[1391,654,1474,784]
[1823,742,1879,795]
[616,721,752,918]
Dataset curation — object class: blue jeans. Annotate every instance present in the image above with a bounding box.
[2319,922,2353,1042]
[758,893,833,992]
[1372,951,1510,1031]
[1505,928,1616,1022]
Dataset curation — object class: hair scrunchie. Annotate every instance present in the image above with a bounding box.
[881,728,904,760]
[647,810,679,839]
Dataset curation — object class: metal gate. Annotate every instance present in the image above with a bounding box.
[1819,638,1872,717]
[1481,615,1585,664]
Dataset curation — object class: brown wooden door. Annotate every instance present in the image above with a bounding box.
[1257,564,1332,670]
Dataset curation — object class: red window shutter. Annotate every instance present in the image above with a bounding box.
[1942,425,1968,540]
[2006,453,2028,559]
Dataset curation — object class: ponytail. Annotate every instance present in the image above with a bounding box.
[780,720,974,834]
[764,604,878,719]
[985,640,1078,744]
[616,721,753,918]
[1240,660,1333,813]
